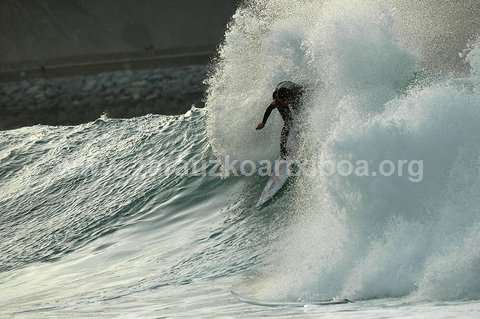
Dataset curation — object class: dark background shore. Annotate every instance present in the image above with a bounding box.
[0,0,238,130]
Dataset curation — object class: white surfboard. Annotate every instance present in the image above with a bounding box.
[256,160,291,208]
[232,290,351,307]
[256,126,299,208]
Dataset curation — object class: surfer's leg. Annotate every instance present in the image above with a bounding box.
[280,125,290,159]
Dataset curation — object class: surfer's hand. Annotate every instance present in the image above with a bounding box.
[256,123,265,130]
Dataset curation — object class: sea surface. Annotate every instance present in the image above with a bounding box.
[3,1,480,318]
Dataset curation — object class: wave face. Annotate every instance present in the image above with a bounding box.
[207,0,480,302]
[0,112,212,272]
[0,110,268,315]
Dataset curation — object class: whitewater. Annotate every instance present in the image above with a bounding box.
[2,0,480,317]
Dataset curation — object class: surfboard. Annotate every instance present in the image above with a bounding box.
[231,290,352,307]
[256,159,291,208]
[256,124,300,208]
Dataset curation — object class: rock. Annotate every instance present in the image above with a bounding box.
[36,79,46,86]
[131,80,147,87]
[116,76,130,85]
[35,93,46,100]
[146,91,160,100]
[44,88,57,98]
[2,85,18,95]
[26,85,41,95]
[148,74,162,81]
[20,81,30,89]
[83,79,97,91]
[101,81,113,89]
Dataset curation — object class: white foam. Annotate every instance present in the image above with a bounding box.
[207,0,480,302]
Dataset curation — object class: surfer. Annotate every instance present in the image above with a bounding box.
[256,81,304,159]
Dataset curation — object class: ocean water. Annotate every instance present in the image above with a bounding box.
[3,0,480,318]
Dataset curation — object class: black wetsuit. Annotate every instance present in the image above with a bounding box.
[261,81,304,159]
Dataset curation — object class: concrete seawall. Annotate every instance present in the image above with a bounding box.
[1,0,237,68]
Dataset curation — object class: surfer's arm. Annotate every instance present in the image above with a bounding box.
[257,103,276,130]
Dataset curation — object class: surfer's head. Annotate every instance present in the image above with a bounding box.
[273,87,291,107]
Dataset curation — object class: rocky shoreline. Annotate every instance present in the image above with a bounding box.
[0,64,208,130]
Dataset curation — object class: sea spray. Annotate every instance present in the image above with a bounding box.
[265,43,480,302]
[207,0,480,302]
